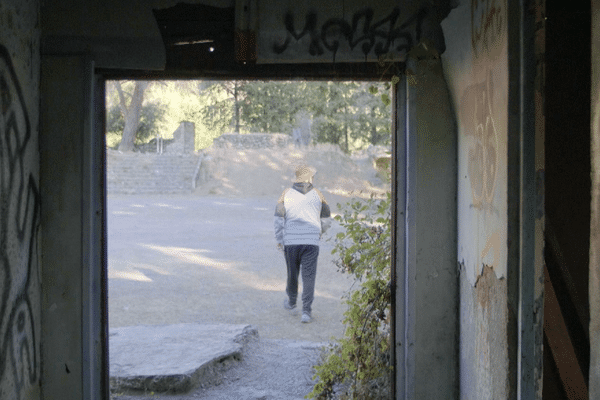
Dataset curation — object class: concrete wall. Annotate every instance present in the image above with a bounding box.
[441,1,511,398]
[31,0,549,399]
[443,0,509,284]
[441,0,545,396]
[40,0,454,69]
[0,1,42,399]
[590,0,600,396]
[40,55,106,399]
[410,53,459,399]
[255,0,447,63]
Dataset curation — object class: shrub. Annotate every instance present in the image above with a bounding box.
[308,193,392,400]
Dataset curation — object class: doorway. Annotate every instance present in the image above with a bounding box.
[103,78,394,397]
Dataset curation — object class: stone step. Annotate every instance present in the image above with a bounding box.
[109,324,258,394]
[106,152,202,194]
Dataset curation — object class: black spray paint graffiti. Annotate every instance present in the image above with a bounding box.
[0,44,40,399]
[272,7,427,61]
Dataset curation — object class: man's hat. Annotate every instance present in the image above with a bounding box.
[295,165,316,182]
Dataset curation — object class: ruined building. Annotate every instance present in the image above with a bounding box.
[0,0,596,398]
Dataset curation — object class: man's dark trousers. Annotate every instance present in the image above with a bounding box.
[284,244,319,314]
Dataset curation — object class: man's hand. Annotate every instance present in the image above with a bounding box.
[277,243,284,252]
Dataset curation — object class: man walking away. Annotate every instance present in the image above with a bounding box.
[274,165,331,323]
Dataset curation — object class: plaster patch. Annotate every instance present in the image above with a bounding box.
[474,264,503,310]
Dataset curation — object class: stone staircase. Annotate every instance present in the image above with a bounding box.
[106,150,202,194]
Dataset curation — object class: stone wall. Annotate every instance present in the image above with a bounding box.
[212,133,291,149]
[107,151,202,194]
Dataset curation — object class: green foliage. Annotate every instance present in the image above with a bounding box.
[310,82,391,153]
[196,80,239,135]
[106,80,392,152]
[105,100,167,147]
[307,193,392,400]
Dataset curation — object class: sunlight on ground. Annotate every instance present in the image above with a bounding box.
[213,201,243,206]
[109,269,153,282]
[112,211,137,215]
[140,244,235,271]
[108,262,173,282]
[257,154,281,171]
[153,203,184,209]
[120,243,341,300]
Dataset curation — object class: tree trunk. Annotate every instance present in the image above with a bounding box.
[117,81,150,152]
[370,106,379,145]
[344,105,349,153]
[234,81,240,134]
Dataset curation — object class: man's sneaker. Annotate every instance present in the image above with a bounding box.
[301,312,312,323]
[284,299,296,310]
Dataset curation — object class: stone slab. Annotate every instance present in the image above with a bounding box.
[109,323,258,394]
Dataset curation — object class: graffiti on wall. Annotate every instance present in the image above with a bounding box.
[460,70,499,209]
[471,0,507,71]
[272,7,428,61]
[458,0,507,277]
[0,44,40,399]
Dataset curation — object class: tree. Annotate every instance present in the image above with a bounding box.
[310,81,360,152]
[197,80,249,134]
[239,80,315,133]
[105,79,391,152]
[114,80,151,152]
[106,99,167,148]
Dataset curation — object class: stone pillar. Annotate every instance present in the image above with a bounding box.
[172,121,195,153]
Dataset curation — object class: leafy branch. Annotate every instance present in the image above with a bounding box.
[307,193,392,400]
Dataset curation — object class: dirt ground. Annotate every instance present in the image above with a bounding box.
[195,144,389,200]
[108,144,390,398]
[108,194,356,342]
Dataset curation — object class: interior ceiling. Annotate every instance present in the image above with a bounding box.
[99,2,401,80]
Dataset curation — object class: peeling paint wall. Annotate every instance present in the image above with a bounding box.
[440,1,510,398]
[442,0,508,285]
[459,264,509,399]
[0,0,41,399]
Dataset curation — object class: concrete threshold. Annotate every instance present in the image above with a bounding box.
[109,323,258,394]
